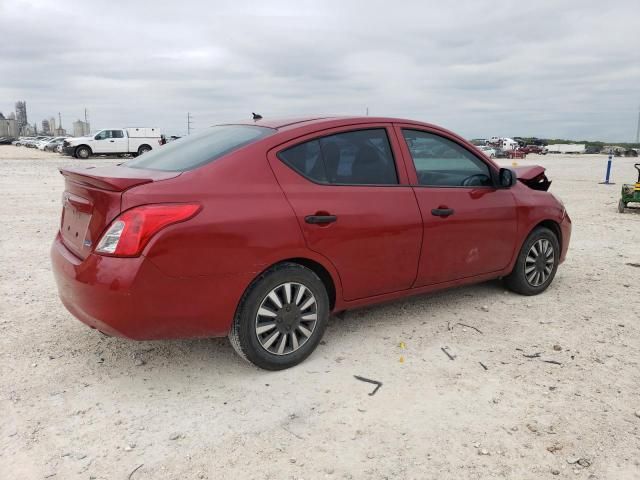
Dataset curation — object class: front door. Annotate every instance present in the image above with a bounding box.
[395,125,518,286]
[268,125,422,301]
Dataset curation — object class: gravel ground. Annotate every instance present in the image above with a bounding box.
[1,146,639,479]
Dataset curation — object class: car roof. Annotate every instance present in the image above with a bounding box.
[228,115,448,132]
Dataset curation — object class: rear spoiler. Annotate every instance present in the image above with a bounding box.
[59,165,179,192]
[511,165,551,191]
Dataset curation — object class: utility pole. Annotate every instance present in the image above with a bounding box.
[366,106,369,116]
[58,112,62,131]
[636,105,640,143]
[187,112,193,135]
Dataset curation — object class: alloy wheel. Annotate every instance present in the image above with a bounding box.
[524,239,555,287]
[255,282,318,355]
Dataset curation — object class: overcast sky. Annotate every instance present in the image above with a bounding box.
[1,0,639,140]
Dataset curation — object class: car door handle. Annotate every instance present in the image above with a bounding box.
[109,140,115,142]
[431,208,454,217]
[305,215,337,224]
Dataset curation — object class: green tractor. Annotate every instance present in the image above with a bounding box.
[618,163,640,213]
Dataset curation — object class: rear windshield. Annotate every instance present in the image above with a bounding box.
[125,125,274,172]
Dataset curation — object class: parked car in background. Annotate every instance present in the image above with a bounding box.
[584,145,602,154]
[521,145,547,155]
[0,137,16,145]
[476,145,496,158]
[62,127,162,159]
[25,136,49,148]
[39,137,66,151]
[43,137,67,152]
[52,116,571,370]
[493,148,511,158]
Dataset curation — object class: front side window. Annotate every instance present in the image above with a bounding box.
[279,128,398,185]
[402,130,492,187]
[95,130,111,140]
[125,125,274,172]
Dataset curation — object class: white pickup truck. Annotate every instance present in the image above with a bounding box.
[62,127,162,159]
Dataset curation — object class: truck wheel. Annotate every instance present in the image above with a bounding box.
[504,227,559,296]
[137,145,151,155]
[229,262,329,370]
[75,146,91,159]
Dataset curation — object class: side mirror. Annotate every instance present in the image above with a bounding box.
[498,168,515,188]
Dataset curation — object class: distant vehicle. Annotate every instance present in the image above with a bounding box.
[546,144,586,154]
[51,116,571,370]
[62,127,162,159]
[44,138,67,152]
[488,136,519,151]
[493,148,512,159]
[0,137,16,145]
[12,137,32,146]
[476,145,496,158]
[584,146,602,154]
[521,145,547,155]
[38,136,66,150]
[25,136,49,148]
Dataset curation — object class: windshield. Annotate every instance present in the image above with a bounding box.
[125,125,275,172]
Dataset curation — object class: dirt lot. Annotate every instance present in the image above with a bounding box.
[1,146,639,479]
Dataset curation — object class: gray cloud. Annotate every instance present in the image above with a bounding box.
[1,0,639,140]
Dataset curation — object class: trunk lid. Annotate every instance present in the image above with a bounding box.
[512,165,551,191]
[58,165,180,259]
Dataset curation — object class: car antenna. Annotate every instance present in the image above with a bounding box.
[252,112,263,121]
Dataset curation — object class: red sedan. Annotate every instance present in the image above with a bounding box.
[51,116,571,370]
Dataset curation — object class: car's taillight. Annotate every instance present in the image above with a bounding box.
[95,203,201,257]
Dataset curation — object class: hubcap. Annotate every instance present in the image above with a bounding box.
[524,239,555,287]
[255,282,318,356]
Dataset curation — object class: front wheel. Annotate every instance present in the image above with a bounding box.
[75,146,91,159]
[229,263,329,370]
[504,227,560,295]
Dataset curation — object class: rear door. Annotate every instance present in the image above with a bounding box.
[110,129,128,153]
[268,125,422,301]
[394,125,518,286]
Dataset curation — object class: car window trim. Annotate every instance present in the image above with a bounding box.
[399,127,499,188]
[276,126,402,187]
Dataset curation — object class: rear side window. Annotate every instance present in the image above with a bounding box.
[126,125,274,172]
[279,128,398,185]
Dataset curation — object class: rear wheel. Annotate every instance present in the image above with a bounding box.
[504,227,559,295]
[137,145,151,155]
[229,263,329,370]
[618,199,626,213]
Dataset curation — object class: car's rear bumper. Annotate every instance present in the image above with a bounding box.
[51,233,250,340]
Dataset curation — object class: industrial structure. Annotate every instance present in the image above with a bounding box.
[0,112,19,138]
[73,119,90,137]
[15,101,27,134]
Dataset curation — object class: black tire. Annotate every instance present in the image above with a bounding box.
[618,199,626,213]
[229,262,329,370]
[137,145,151,155]
[75,146,91,159]
[504,227,560,296]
